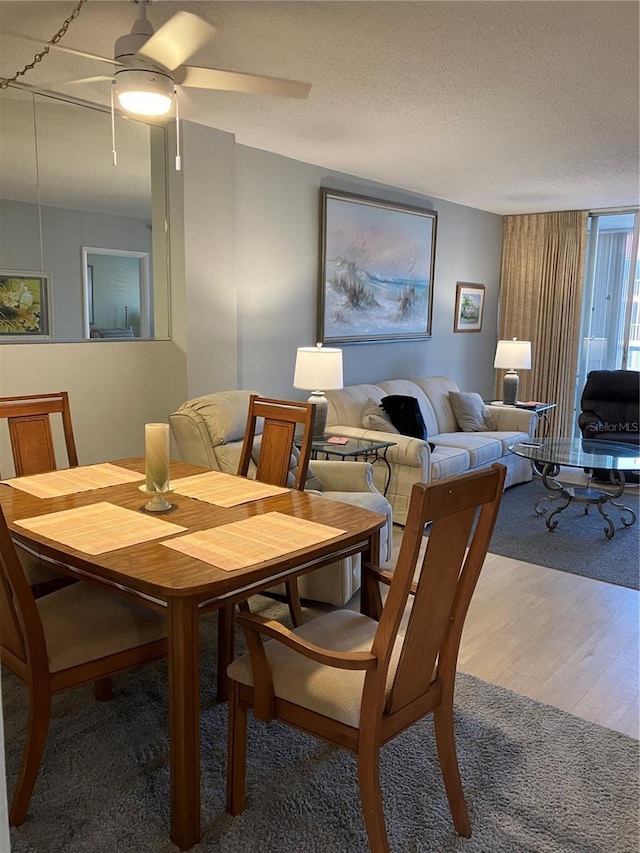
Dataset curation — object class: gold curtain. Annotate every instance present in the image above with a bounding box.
[497,210,589,436]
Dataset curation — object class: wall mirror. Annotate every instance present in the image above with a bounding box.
[0,87,170,342]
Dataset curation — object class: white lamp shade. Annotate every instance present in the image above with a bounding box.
[293,345,343,391]
[494,339,532,370]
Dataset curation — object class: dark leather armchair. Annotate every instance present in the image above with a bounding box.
[578,370,639,483]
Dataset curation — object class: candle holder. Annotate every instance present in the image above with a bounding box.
[139,484,175,513]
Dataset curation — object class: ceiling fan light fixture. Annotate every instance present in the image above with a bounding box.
[114,68,174,116]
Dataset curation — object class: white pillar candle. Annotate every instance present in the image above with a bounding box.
[145,423,170,492]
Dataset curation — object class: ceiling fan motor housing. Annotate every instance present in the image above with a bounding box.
[113,13,175,114]
[115,67,174,97]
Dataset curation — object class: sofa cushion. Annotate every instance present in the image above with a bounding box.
[431,433,504,467]
[429,445,471,480]
[326,384,385,429]
[380,395,428,440]
[361,399,400,434]
[449,391,497,432]
[411,377,461,434]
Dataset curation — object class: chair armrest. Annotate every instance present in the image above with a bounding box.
[237,612,377,670]
[310,460,377,492]
[486,406,537,435]
[363,562,417,594]
[236,611,377,723]
[578,412,603,436]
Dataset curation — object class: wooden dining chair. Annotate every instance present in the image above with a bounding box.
[0,392,79,593]
[0,504,168,827]
[216,395,316,701]
[0,391,78,477]
[238,394,316,626]
[225,464,506,852]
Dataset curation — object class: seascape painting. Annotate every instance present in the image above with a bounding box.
[318,190,437,344]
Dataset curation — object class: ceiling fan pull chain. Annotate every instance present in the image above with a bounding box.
[0,0,88,89]
[110,82,118,167]
[175,89,181,172]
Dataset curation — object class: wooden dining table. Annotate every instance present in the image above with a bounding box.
[0,458,385,850]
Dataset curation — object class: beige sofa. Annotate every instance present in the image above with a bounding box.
[169,390,392,606]
[326,376,536,525]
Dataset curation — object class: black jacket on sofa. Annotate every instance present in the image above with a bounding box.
[578,369,639,483]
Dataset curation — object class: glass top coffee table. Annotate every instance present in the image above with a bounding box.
[509,437,640,539]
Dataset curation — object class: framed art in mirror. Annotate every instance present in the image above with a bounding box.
[318,188,437,344]
[0,271,52,339]
[454,282,485,333]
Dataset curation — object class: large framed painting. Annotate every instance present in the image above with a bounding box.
[453,282,485,333]
[318,189,437,344]
[0,271,53,339]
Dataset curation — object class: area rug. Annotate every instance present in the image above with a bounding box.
[4,600,638,853]
[490,477,640,589]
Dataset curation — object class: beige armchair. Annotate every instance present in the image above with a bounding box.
[169,391,393,607]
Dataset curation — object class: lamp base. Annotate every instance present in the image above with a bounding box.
[307,391,329,441]
[502,370,519,406]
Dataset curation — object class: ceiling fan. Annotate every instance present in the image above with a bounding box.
[36,0,312,116]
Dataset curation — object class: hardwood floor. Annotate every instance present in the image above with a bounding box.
[385,528,639,740]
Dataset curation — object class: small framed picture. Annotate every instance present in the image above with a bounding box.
[454,282,485,333]
[0,271,53,339]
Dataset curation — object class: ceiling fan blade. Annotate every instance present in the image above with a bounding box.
[176,66,311,99]
[137,11,215,71]
[59,76,113,85]
[3,33,120,67]
[48,45,120,66]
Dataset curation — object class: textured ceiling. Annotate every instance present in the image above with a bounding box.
[0,0,638,216]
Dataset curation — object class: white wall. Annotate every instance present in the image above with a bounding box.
[181,123,238,396]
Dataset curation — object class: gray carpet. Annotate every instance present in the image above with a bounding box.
[490,477,640,589]
[4,600,639,853]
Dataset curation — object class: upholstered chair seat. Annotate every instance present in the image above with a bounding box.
[228,608,413,727]
[37,583,166,672]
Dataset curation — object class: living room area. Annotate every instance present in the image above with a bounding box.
[0,2,638,851]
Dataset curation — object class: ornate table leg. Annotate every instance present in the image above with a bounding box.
[596,471,636,539]
[534,463,572,531]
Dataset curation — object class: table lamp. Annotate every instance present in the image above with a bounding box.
[293,343,343,441]
[494,338,531,405]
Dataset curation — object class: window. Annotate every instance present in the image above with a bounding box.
[575,210,640,425]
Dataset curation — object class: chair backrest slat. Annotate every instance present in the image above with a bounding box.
[238,396,316,490]
[0,392,78,477]
[370,466,506,717]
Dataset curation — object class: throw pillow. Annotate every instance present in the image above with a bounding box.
[379,395,428,441]
[449,391,497,432]
[361,399,400,434]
